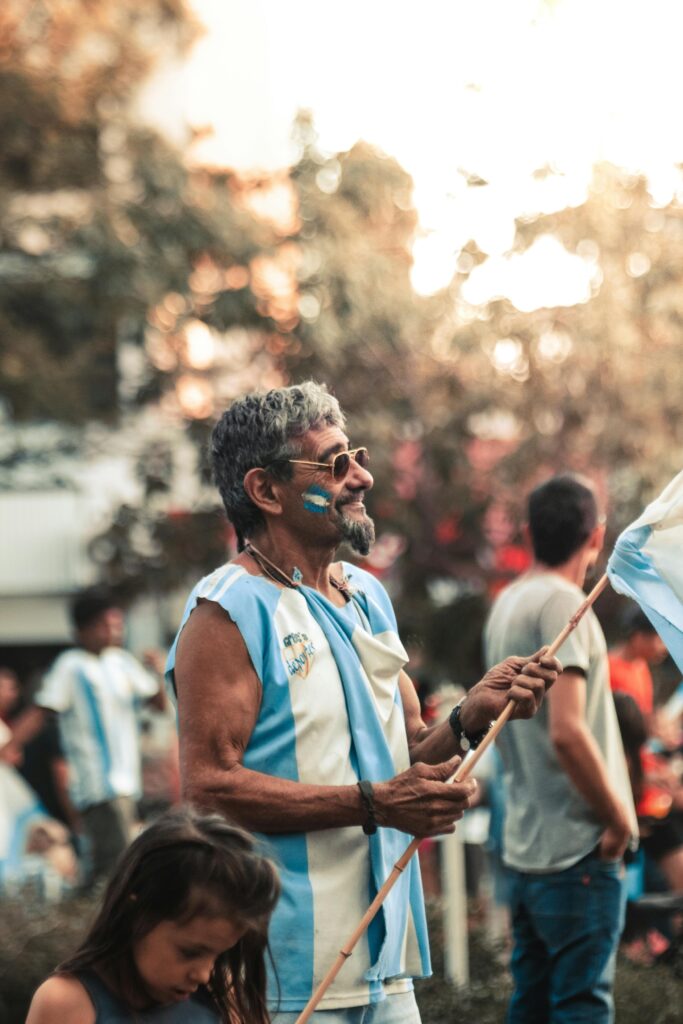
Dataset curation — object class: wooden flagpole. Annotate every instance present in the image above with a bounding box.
[294,573,610,1023]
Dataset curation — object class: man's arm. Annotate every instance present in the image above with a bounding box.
[549,669,632,859]
[5,705,47,747]
[175,600,476,838]
[400,652,560,766]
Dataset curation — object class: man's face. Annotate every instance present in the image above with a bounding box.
[79,607,125,653]
[283,426,376,555]
[633,630,668,665]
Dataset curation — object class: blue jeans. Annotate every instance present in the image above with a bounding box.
[506,850,627,1024]
[271,990,421,1024]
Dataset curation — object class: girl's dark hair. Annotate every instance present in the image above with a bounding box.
[57,807,280,1024]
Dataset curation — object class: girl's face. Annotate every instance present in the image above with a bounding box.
[133,913,246,1005]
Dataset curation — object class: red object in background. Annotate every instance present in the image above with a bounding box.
[434,517,460,545]
[638,786,673,819]
[494,544,531,574]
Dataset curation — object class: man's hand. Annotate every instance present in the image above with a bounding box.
[598,810,632,861]
[373,756,477,838]
[460,649,561,736]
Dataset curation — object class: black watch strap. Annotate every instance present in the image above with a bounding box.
[357,780,378,835]
[448,697,492,752]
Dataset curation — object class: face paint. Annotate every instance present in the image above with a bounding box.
[302,484,332,514]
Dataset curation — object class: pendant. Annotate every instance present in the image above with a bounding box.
[292,566,304,584]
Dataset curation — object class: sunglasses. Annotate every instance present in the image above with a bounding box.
[286,447,370,480]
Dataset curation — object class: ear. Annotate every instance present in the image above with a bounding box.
[588,522,606,554]
[243,467,284,518]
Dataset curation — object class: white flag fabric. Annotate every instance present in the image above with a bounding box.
[607,469,683,673]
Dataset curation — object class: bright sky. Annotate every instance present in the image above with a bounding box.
[140,0,683,307]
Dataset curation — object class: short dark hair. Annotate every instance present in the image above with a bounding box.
[621,604,657,638]
[210,382,345,548]
[57,806,280,1024]
[70,587,119,631]
[528,474,598,567]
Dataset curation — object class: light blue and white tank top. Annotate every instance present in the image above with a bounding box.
[35,649,158,810]
[167,562,431,1012]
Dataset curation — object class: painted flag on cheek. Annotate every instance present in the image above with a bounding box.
[607,468,683,673]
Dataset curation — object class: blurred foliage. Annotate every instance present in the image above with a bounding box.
[0,891,97,1023]
[3,1,683,680]
[0,0,271,422]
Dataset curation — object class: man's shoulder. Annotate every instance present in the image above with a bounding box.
[48,648,89,674]
[194,560,251,597]
[343,562,396,612]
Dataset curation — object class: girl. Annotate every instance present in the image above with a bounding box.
[26,806,280,1024]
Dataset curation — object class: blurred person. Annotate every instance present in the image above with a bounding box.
[484,474,638,1024]
[609,604,668,723]
[0,666,22,766]
[613,691,683,891]
[0,714,77,893]
[0,665,20,721]
[168,381,559,1022]
[26,806,280,1024]
[12,588,167,884]
[0,666,79,833]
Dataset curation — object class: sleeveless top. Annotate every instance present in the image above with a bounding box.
[76,972,220,1022]
[167,562,431,1012]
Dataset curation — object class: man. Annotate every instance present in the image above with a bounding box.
[609,605,668,722]
[610,607,683,890]
[484,474,638,1024]
[23,589,166,882]
[168,382,559,1023]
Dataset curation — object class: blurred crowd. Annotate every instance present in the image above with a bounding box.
[2,583,682,969]
[0,589,179,897]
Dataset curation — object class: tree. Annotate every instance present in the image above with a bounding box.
[0,0,269,423]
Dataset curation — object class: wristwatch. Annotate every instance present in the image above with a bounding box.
[448,695,492,752]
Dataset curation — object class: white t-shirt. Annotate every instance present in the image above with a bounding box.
[35,648,158,810]
[484,573,638,872]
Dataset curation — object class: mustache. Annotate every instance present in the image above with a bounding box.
[336,491,367,508]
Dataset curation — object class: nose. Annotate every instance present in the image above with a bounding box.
[347,456,373,490]
[188,958,214,986]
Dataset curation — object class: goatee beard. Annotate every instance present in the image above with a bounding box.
[334,509,376,556]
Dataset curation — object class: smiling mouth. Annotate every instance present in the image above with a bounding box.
[338,496,366,509]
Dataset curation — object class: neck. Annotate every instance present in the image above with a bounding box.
[617,640,640,662]
[530,550,593,588]
[80,640,105,656]
[245,527,343,599]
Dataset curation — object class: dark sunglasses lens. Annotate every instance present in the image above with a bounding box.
[355,448,369,468]
[332,452,350,479]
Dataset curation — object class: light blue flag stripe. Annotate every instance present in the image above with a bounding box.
[607,500,683,675]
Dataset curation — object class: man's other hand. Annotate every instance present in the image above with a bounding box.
[460,649,561,736]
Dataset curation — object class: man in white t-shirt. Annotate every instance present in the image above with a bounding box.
[484,475,637,1024]
[28,589,166,882]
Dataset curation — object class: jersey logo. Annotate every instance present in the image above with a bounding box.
[282,632,315,678]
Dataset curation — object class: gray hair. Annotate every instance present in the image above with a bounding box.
[210,381,345,547]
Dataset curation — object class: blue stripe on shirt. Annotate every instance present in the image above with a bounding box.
[77,668,114,799]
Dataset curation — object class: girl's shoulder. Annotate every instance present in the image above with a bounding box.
[26,975,96,1024]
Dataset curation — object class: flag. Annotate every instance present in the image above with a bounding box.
[607,469,683,674]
